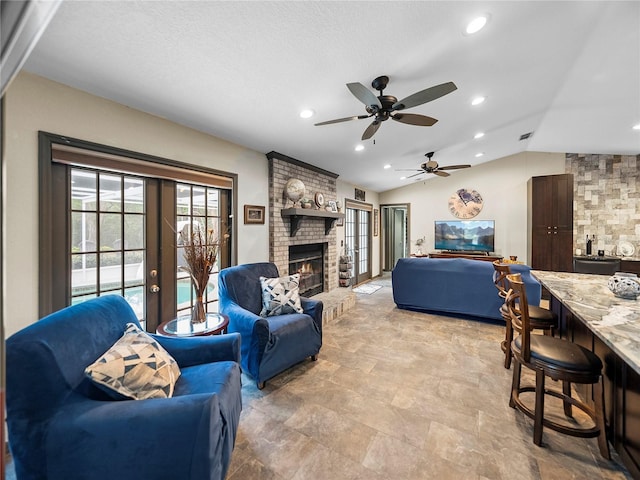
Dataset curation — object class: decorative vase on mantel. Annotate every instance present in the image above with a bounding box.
[179,224,220,324]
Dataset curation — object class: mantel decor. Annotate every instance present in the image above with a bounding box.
[281,208,344,237]
[179,226,223,323]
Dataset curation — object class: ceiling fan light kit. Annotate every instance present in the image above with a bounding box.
[315,75,457,141]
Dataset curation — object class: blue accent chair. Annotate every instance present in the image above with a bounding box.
[218,262,323,389]
[6,295,242,480]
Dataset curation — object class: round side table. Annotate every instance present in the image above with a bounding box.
[156,312,229,337]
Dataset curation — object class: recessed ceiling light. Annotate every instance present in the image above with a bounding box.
[299,109,314,119]
[466,15,488,34]
[355,144,365,152]
[633,123,640,130]
[471,96,486,106]
[383,164,391,169]
[475,152,484,158]
[474,132,485,139]
[400,176,407,180]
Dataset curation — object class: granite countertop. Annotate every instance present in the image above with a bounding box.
[531,270,640,374]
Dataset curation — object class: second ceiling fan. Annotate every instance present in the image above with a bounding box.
[315,75,457,141]
[397,151,471,178]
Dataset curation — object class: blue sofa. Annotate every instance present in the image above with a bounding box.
[6,295,242,480]
[218,262,323,388]
[392,257,541,320]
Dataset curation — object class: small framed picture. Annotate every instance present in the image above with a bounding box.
[244,205,265,224]
[327,200,338,212]
[373,208,379,236]
[336,217,344,227]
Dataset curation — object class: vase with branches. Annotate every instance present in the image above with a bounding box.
[178,224,223,323]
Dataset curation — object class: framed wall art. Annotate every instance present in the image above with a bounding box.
[373,208,379,236]
[244,205,265,224]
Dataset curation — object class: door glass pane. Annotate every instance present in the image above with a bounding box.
[345,208,356,259]
[99,213,122,251]
[124,214,144,250]
[70,167,146,321]
[72,212,97,252]
[99,174,122,212]
[175,183,223,317]
[100,251,122,290]
[124,178,144,213]
[359,210,369,275]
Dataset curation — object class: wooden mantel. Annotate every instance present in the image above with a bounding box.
[281,208,344,237]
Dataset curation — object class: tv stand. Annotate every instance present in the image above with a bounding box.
[429,251,503,262]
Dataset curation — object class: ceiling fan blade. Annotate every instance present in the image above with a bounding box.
[395,169,424,172]
[392,113,438,126]
[361,120,381,140]
[406,171,425,178]
[347,82,382,109]
[392,81,458,111]
[314,114,370,126]
[439,164,471,170]
[434,170,450,177]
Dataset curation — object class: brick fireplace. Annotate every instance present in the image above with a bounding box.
[266,151,339,293]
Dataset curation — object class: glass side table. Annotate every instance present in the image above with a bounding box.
[156,313,229,337]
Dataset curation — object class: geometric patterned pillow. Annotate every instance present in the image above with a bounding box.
[259,273,304,317]
[85,323,181,400]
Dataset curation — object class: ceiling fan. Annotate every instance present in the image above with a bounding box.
[397,151,471,178]
[315,75,457,141]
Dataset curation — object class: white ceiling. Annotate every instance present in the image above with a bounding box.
[23,1,640,193]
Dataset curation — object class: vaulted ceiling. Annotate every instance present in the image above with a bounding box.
[23,1,640,192]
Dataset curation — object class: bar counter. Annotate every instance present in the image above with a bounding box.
[532,270,640,478]
[531,270,640,375]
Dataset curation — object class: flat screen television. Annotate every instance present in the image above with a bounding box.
[434,220,495,253]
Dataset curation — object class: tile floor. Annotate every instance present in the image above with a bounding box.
[4,274,633,480]
[226,274,632,480]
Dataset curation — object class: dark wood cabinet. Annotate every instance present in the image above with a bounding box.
[529,174,573,271]
[558,305,640,479]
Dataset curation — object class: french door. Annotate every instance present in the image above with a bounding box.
[344,200,372,285]
[41,133,234,333]
[381,204,409,271]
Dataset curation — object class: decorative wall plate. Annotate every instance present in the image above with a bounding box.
[448,188,483,219]
[618,241,635,257]
[314,192,325,208]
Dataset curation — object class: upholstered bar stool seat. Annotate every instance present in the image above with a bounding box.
[494,261,558,369]
[506,273,610,459]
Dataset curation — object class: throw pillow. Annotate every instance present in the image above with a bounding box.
[85,323,181,400]
[259,273,304,317]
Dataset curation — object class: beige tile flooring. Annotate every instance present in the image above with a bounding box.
[227,274,632,480]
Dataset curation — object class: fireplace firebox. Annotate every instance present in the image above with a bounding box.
[289,243,325,297]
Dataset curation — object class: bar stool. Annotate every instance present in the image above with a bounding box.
[493,260,557,369]
[505,273,610,458]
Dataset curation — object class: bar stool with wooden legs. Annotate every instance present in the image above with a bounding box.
[493,260,557,369]
[504,273,610,458]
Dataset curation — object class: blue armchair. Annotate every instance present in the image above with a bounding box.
[6,295,242,480]
[218,262,323,389]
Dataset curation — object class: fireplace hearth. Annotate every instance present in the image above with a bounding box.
[289,243,325,297]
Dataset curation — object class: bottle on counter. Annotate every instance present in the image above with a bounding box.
[586,235,592,255]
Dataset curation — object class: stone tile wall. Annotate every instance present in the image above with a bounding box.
[267,152,339,292]
[567,153,640,255]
